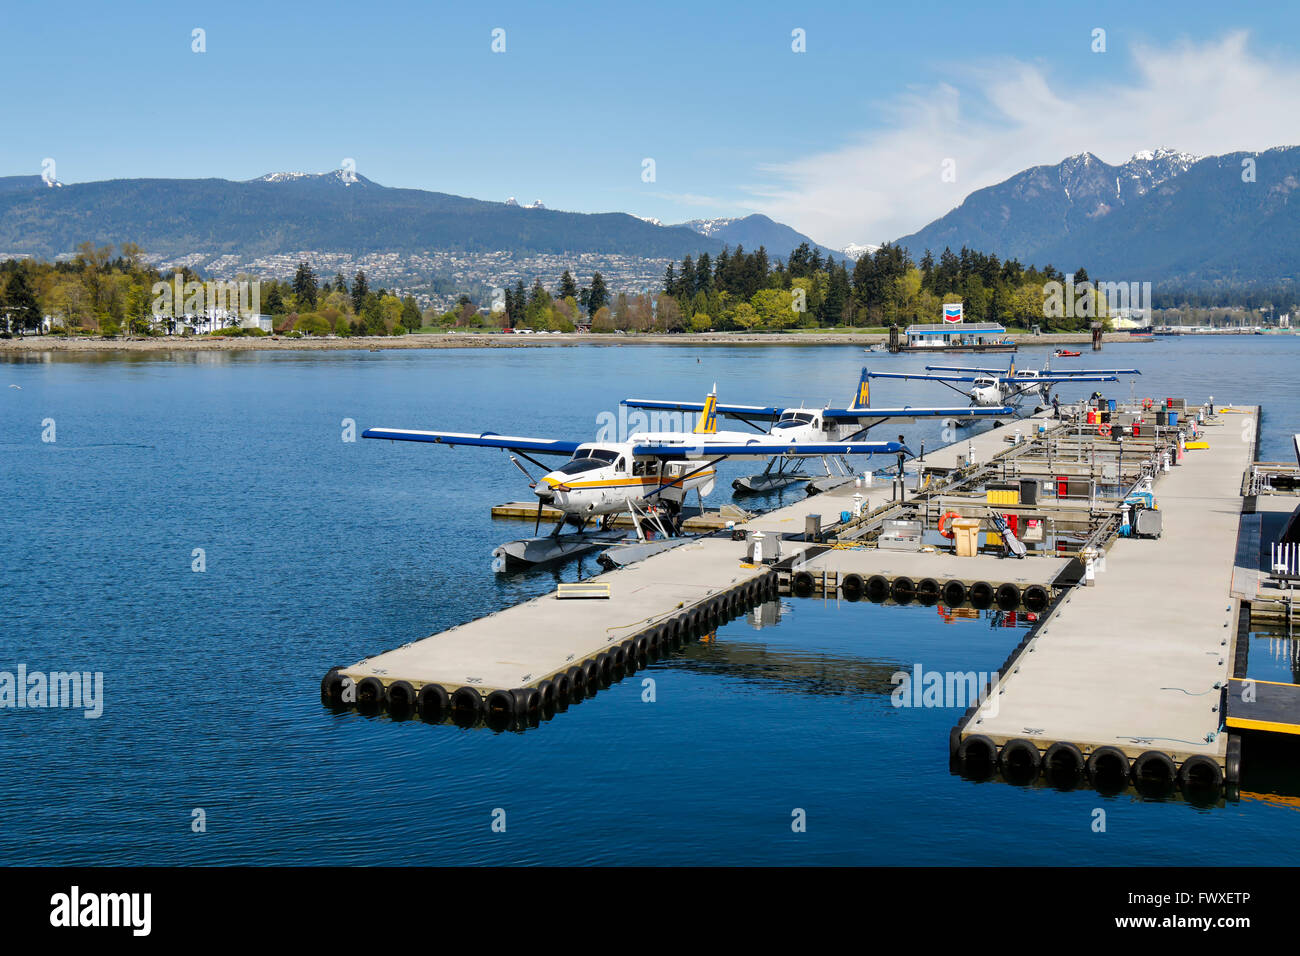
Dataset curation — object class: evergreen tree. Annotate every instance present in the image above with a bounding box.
[351,270,369,314]
[2,269,42,332]
[293,261,318,309]
[695,252,713,295]
[680,256,696,300]
[401,295,422,332]
[265,284,286,314]
[333,272,348,295]
[587,272,609,318]
[513,279,526,321]
[558,269,578,300]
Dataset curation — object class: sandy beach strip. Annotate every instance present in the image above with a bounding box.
[0,331,1142,353]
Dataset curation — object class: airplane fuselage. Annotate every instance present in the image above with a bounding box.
[536,439,718,518]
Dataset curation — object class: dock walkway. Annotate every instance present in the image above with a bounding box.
[957,408,1259,780]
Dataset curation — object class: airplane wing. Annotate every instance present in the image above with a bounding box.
[923,365,1009,375]
[864,370,982,383]
[1042,368,1141,376]
[632,438,911,460]
[1006,374,1118,385]
[821,404,1016,421]
[362,428,583,455]
[622,398,784,420]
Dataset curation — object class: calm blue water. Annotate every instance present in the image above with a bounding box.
[2,337,1299,865]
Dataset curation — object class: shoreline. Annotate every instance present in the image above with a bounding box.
[0,331,1152,353]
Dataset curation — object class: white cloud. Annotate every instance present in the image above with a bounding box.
[749,32,1300,248]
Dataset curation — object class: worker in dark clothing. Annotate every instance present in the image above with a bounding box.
[1052,393,1061,419]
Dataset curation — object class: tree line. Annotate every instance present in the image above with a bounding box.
[0,244,425,337]
[649,242,1116,331]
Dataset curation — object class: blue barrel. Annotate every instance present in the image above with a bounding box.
[841,511,852,523]
[1108,399,1117,414]
[1169,411,1177,427]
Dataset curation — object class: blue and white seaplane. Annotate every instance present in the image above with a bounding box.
[363,386,914,570]
[863,359,1140,410]
[622,368,1017,494]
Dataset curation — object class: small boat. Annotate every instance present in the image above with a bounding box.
[1054,348,1081,357]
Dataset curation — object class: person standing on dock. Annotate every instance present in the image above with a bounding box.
[1052,393,1060,419]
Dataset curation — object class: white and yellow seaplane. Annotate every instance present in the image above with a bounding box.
[622,368,1017,493]
[363,386,913,570]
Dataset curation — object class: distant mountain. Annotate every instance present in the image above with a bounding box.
[894,147,1300,285]
[0,170,724,264]
[674,214,843,261]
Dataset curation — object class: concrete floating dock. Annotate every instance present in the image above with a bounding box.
[324,537,778,726]
[953,407,1260,791]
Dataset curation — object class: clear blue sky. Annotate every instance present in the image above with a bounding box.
[2,1,1296,246]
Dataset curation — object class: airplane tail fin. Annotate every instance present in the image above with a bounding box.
[852,368,871,409]
[693,388,718,434]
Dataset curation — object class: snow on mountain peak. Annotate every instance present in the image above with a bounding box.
[251,170,365,186]
[255,171,312,183]
[842,242,880,259]
[1130,146,1198,166]
[681,217,742,237]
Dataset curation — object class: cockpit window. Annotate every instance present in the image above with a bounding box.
[554,449,618,475]
[774,412,815,429]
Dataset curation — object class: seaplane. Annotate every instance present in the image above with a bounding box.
[362,386,915,571]
[863,359,1140,411]
[622,368,1017,494]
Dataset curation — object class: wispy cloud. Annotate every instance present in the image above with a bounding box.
[749,32,1300,249]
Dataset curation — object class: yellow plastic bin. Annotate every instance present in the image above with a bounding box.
[952,518,982,557]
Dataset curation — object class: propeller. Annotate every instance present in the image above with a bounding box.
[534,498,544,536]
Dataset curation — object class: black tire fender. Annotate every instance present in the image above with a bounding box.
[1086,745,1130,782]
[916,578,941,606]
[956,734,997,764]
[1023,584,1050,613]
[387,680,416,714]
[999,738,1041,772]
[357,676,386,707]
[1178,754,1223,790]
[969,581,994,609]
[417,683,449,722]
[865,574,890,603]
[890,576,916,603]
